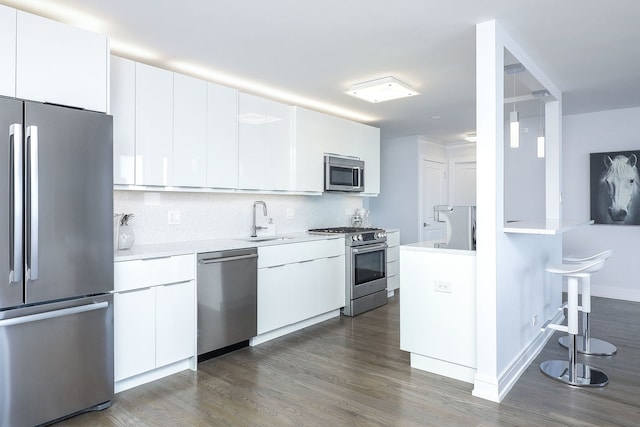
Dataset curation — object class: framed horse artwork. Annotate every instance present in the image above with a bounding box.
[590,149,640,225]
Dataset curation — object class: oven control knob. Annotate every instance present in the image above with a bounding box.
[351,235,358,241]
[357,234,363,241]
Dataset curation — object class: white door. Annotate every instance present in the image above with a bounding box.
[453,161,477,205]
[421,159,447,241]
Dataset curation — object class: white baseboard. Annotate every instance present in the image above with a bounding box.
[590,284,640,302]
[472,309,563,402]
[410,353,476,383]
[250,310,340,346]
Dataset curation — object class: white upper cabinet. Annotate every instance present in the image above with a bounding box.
[0,5,16,98]
[206,83,238,189]
[173,74,207,187]
[265,100,292,191]
[292,107,326,193]
[238,93,267,190]
[110,56,135,185]
[359,124,381,195]
[238,93,292,191]
[135,63,174,186]
[16,11,108,112]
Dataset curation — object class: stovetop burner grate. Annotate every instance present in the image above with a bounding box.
[308,227,381,234]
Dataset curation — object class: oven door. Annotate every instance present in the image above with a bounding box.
[350,243,387,298]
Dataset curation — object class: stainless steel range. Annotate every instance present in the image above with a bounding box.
[308,227,387,316]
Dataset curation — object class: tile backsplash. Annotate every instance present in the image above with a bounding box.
[114,190,364,245]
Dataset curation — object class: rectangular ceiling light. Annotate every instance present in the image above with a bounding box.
[345,76,419,103]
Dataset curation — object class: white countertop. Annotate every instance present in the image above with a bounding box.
[114,232,344,262]
[503,219,594,235]
[400,240,476,256]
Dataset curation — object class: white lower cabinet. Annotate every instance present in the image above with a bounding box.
[155,281,196,367]
[255,239,345,342]
[386,230,400,291]
[113,254,196,392]
[114,288,156,381]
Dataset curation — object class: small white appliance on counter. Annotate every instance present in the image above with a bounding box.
[434,206,476,250]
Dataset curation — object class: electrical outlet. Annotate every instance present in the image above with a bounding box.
[168,209,181,225]
[532,314,538,327]
[286,208,295,220]
[434,280,452,293]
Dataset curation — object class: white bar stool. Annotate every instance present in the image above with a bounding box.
[560,249,617,356]
[540,258,609,387]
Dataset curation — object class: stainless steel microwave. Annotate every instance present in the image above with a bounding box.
[324,155,364,192]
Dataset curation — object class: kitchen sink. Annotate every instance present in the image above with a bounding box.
[242,236,295,242]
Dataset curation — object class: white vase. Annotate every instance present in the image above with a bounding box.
[118,224,135,250]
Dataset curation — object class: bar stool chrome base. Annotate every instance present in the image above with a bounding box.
[558,335,617,356]
[540,360,609,387]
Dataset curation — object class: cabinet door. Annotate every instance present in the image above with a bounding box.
[315,255,345,313]
[265,100,292,191]
[0,5,16,98]
[207,82,238,189]
[114,289,156,381]
[156,281,196,367]
[16,11,108,112]
[238,93,266,190]
[135,63,174,185]
[359,124,380,195]
[292,107,324,192]
[173,74,207,187]
[257,265,293,334]
[110,56,135,185]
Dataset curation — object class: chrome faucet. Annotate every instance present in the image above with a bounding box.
[251,201,268,237]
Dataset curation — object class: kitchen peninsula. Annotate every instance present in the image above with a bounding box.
[399,242,477,382]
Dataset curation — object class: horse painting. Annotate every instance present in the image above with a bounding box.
[591,151,640,225]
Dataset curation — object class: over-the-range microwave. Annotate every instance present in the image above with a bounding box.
[324,155,364,192]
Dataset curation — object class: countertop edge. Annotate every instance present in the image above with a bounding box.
[114,233,344,262]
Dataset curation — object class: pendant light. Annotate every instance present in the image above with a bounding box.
[537,101,545,158]
[506,64,522,148]
[532,89,549,159]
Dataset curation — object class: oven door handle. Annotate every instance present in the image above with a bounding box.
[352,243,388,254]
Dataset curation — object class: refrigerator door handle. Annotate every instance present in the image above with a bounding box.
[9,124,23,283]
[0,301,108,328]
[26,125,39,281]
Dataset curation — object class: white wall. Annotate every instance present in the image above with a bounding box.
[369,136,448,244]
[473,20,563,403]
[114,190,363,245]
[563,107,640,301]
[369,136,420,244]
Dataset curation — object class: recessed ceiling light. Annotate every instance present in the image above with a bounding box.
[345,76,419,103]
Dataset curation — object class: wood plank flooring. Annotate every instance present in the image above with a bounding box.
[58,293,640,426]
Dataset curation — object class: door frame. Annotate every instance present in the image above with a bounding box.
[448,155,477,205]
[419,154,447,242]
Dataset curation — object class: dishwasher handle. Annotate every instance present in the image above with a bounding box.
[199,253,258,265]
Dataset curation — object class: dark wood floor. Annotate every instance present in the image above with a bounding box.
[58,293,640,426]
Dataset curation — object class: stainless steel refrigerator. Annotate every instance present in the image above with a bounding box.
[0,98,114,427]
[434,205,476,250]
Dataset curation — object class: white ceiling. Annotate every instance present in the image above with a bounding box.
[5,0,640,143]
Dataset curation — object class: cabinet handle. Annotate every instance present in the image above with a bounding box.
[199,253,258,264]
[0,301,108,328]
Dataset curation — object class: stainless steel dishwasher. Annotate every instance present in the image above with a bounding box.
[197,248,258,361]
